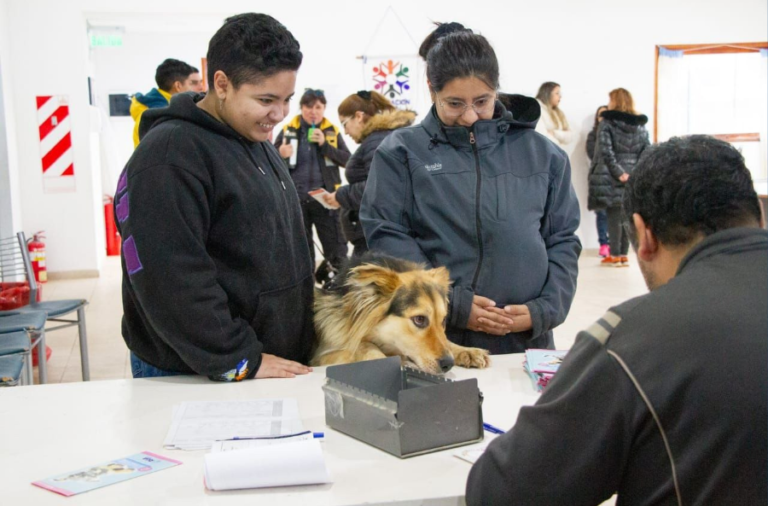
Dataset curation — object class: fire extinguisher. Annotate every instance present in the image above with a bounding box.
[27,231,47,284]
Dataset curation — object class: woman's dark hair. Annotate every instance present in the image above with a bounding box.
[206,13,302,90]
[426,32,499,93]
[593,105,608,129]
[418,22,472,60]
[338,90,395,118]
[155,59,198,92]
[624,135,762,246]
[300,89,326,107]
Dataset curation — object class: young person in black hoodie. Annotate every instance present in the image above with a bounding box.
[115,13,314,381]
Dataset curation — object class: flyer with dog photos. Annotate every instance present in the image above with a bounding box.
[32,451,182,497]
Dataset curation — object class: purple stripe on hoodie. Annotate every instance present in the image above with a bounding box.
[123,235,143,275]
[116,192,129,223]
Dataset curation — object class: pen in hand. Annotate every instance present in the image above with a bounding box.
[483,423,506,435]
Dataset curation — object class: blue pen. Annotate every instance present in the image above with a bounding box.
[483,422,506,435]
[313,432,324,439]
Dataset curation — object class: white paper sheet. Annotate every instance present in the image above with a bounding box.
[163,399,303,451]
[204,440,332,491]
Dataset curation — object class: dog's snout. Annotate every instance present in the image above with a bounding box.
[438,354,454,373]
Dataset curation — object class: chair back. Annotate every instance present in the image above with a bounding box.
[0,233,37,304]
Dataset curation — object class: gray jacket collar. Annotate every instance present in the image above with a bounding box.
[420,102,527,150]
[677,227,767,275]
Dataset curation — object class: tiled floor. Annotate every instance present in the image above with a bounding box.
[36,250,648,384]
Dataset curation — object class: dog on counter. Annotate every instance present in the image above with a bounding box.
[312,253,490,374]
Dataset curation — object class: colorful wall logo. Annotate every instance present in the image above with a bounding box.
[372,60,411,107]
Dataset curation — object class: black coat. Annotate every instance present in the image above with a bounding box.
[588,110,650,210]
[335,109,416,242]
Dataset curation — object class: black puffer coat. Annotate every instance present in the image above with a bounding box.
[588,110,650,210]
[335,109,416,242]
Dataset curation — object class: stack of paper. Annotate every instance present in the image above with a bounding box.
[163,399,304,451]
[204,439,332,491]
[523,349,568,392]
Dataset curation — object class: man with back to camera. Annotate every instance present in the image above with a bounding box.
[130,58,204,147]
[466,135,767,505]
[274,89,351,281]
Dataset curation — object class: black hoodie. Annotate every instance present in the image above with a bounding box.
[115,92,315,380]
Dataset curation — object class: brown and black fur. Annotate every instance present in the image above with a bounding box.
[312,253,490,374]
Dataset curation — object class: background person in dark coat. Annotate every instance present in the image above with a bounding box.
[274,89,351,277]
[588,88,650,267]
[321,91,416,257]
[586,105,609,257]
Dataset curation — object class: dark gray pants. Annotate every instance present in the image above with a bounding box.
[606,206,629,256]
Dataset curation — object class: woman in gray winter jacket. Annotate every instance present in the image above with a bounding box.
[361,30,581,355]
[323,91,416,257]
[588,88,650,266]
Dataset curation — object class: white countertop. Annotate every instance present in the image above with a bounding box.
[0,354,540,505]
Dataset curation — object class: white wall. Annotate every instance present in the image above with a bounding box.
[0,1,22,238]
[1,0,766,275]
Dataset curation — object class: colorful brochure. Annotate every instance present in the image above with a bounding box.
[32,451,181,497]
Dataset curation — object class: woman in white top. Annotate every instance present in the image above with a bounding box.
[535,82,573,147]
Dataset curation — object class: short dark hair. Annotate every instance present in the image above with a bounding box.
[300,89,326,108]
[624,135,762,246]
[418,22,471,60]
[206,13,302,90]
[155,59,198,92]
[426,32,499,93]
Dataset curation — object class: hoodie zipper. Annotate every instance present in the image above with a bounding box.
[469,131,484,290]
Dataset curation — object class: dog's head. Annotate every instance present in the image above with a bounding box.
[346,261,455,374]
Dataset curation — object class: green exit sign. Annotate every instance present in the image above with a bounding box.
[90,34,123,48]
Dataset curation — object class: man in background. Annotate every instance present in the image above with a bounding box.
[130,58,204,147]
[466,135,767,505]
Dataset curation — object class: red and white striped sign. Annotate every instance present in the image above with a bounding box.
[36,95,76,193]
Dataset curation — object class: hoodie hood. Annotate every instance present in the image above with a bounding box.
[138,92,243,142]
[359,109,417,142]
[601,110,648,127]
[134,88,171,109]
[421,97,539,150]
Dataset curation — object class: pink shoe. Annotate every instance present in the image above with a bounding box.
[599,244,610,257]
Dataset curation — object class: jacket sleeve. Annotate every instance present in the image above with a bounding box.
[586,129,596,161]
[466,332,636,505]
[320,130,351,167]
[360,146,430,265]
[598,122,625,180]
[335,180,366,211]
[525,154,581,339]
[120,163,264,380]
[552,128,574,145]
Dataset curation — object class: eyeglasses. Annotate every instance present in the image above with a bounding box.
[437,94,496,118]
[340,117,351,127]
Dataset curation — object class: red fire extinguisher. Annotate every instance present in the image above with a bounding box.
[27,231,47,284]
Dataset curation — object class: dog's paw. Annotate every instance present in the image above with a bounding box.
[453,346,490,369]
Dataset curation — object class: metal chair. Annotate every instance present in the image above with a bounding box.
[0,311,48,383]
[0,232,90,381]
[0,354,25,387]
[0,331,33,385]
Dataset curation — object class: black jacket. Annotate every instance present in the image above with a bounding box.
[467,227,768,505]
[588,110,650,210]
[361,98,581,354]
[117,93,315,380]
[274,116,350,194]
[335,109,416,243]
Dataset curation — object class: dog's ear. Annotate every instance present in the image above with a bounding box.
[348,263,402,297]
[427,266,451,291]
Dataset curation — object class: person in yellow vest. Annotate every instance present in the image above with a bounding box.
[130,58,204,147]
[274,89,351,279]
